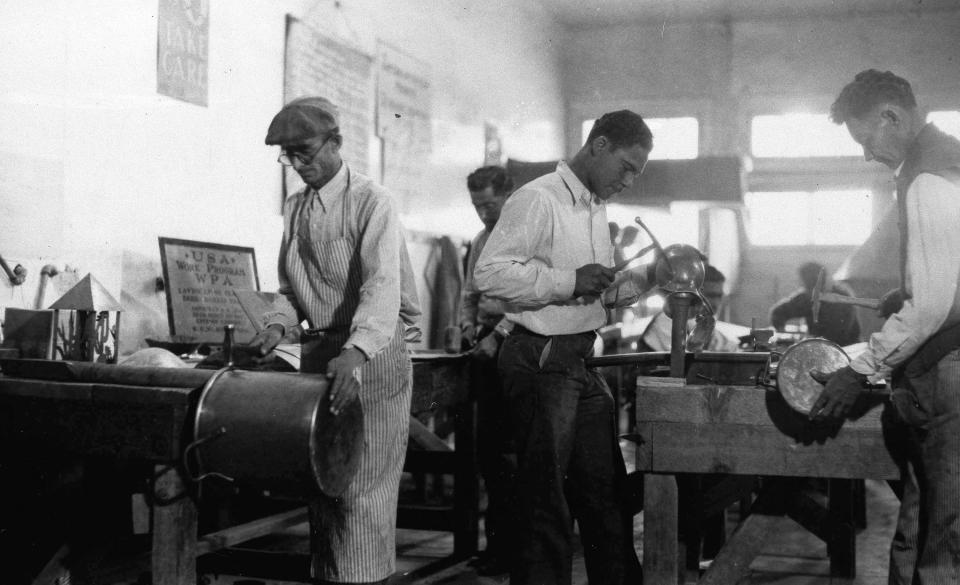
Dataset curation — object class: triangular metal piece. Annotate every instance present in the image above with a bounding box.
[49,273,122,311]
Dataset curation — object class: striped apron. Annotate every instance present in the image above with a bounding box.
[287,174,412,583]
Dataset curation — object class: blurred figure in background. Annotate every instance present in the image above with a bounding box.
[458,165,515,576]
[769,261,860,345]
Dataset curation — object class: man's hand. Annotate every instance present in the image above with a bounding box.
[248,324,284,357]
[327,347,366,415]
[878,288,905,319]
[808,365,868,421]
[460,322,477,347]
[472,331,501,361]
[574,263,615,297]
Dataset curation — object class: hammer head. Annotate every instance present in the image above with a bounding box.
[811,268,825,325]
[40,264,59,278]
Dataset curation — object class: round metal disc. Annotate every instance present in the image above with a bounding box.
[777,338,849,414]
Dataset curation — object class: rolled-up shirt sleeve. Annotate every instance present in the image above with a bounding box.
[474,191,576,307]
[851,173,960,378]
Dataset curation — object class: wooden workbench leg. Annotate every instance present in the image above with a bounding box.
[453,401,479,558]
[827,478,856,580]
[152,464,197,585]
[643,473,679,584]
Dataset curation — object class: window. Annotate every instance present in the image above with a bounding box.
[751,113,861,158]
[929,110,960,139]
[581,116,698,160]
[744,190,873,246]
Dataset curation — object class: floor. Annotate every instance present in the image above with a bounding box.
[205,474,900,585]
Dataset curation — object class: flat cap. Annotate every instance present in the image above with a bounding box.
[265,96,339,145]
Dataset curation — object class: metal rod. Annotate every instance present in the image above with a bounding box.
[633,216,674,274]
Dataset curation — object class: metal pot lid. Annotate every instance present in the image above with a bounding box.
[777,338,849,414]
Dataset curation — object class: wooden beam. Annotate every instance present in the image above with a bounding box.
[196,507,308,556]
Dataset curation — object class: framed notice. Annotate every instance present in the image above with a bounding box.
[158,238,260,344]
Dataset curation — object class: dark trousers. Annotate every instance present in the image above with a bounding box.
[472,347,517,559]
[499,328,641,585]
[887,348,960,584]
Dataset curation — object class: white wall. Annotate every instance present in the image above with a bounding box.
[0,1,566,354]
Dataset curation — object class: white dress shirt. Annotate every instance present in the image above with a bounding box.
[851,172,960,378]
[474,161,648,336]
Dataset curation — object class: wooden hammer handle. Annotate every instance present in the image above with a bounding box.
[818,291,881,310]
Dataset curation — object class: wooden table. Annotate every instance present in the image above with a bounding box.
[636,380,900,584]
[0,352,474,584]
[0,370,201,585]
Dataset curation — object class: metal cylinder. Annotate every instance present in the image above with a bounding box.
[191,368,363,499]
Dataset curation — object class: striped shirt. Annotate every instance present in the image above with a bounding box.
[474,161,648,336]
[264,163,421,358]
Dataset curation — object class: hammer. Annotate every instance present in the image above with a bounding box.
[811,268,880,324]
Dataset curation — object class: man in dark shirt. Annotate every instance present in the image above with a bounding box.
[769,261,860,346]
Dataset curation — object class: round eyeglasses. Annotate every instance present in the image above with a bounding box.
[277,131,338,166]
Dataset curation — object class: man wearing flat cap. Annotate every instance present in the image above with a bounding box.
[252,96,421,584]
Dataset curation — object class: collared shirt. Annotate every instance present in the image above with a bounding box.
[264,163,421,358]
[459,229,507,329]
[851,172,960,378]
[474,161,646,336]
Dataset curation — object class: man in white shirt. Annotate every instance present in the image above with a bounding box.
[474,110,655,585]
[814,69,960,584]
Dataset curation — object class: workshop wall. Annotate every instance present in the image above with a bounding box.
[564,9,960,335]
[0,1,565,355]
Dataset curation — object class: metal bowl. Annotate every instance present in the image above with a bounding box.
[775,338,849,414]
[655,243,705,294]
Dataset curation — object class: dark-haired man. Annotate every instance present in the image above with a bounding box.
[769,261,860,346]
[475,110,655,585]
[813,70,960,583]
[458,165,515,575]
[251,96,421,584]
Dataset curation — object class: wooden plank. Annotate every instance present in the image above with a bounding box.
[408,416,453,451]
[643,474,679,584]
[0,377,93,400]
[152,465,197,585]
[637,384,887,430]
[197,507,308,556]
[700,512,784,585]
[638,421,899,478]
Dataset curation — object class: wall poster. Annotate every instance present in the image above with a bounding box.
[283,15,373,204]
[158,237,260,343]
[376,41,432,207]
[157,0,209,106]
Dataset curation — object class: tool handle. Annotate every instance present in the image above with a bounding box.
[612,243,657,272]
[818,292,881,310]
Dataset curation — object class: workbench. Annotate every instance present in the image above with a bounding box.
[636,379,900,584]
[0,351,474,585]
